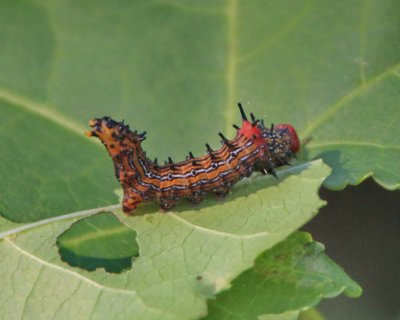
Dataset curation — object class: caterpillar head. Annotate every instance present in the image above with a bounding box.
[260,123,300,165]
[251,122,300,178]
[274,123,300,154]
[85,117,146,157]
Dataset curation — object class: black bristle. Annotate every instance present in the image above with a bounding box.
[137,131,146,142]
[153,157,158,165]
[189,151,194,159]
[219,132,234,147]
[270,124,274,132]
[260,119,265,128]
[250,113,256,122]
[206,143,213,153]
[218,132,228,142]
[237,103,247,121]
[233,124,240,130]
[105,117,118,129]
[251,119,259,127]
[168,157,174,164]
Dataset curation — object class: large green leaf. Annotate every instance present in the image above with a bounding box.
[0,0,398,222]
[1,161,330,319]
[204,232,361,320]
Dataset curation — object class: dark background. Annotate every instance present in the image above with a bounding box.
[304,179,400,320]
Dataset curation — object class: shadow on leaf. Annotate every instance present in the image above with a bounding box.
[57,212,139,273]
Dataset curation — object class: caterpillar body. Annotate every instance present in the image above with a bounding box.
[86,103,300,215]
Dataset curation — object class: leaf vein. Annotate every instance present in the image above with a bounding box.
[0,88,96,144]
[168,213,270,240]
[6,238,135,295]
[224,0,239,135]
[301,62,400,138]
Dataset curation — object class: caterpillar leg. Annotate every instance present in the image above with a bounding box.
[214,187,231,200]
[186,191,205,206]
[260,164,278,179]
[122,191,143,215]
[159,198,178,212]
[254,160,278,179]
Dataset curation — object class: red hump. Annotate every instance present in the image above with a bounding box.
[239,120,264,146]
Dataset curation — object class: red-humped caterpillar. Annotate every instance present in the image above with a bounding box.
[86,103,300,215]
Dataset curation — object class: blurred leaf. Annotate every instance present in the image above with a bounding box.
[0,161,330,319]
[259,311,300,320]
[205,232,361,320]
[298,309,326,320]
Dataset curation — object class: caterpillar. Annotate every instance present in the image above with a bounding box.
[86,103,300,215]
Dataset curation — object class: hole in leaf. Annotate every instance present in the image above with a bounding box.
[57,212,138,273]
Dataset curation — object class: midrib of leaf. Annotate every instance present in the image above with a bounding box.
[224,0,238,135]
[0,88,97,145]
[301,62,400,139]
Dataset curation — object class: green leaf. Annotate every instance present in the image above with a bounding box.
[304,69,400,190]
[205,232,361,320]
[57,212,139,273]
[259,311,300,320]
[261,309,326,320]
[0,101,118,222]
[0,0,398,223]
[0,161,330,320]
[298,309,326,320]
